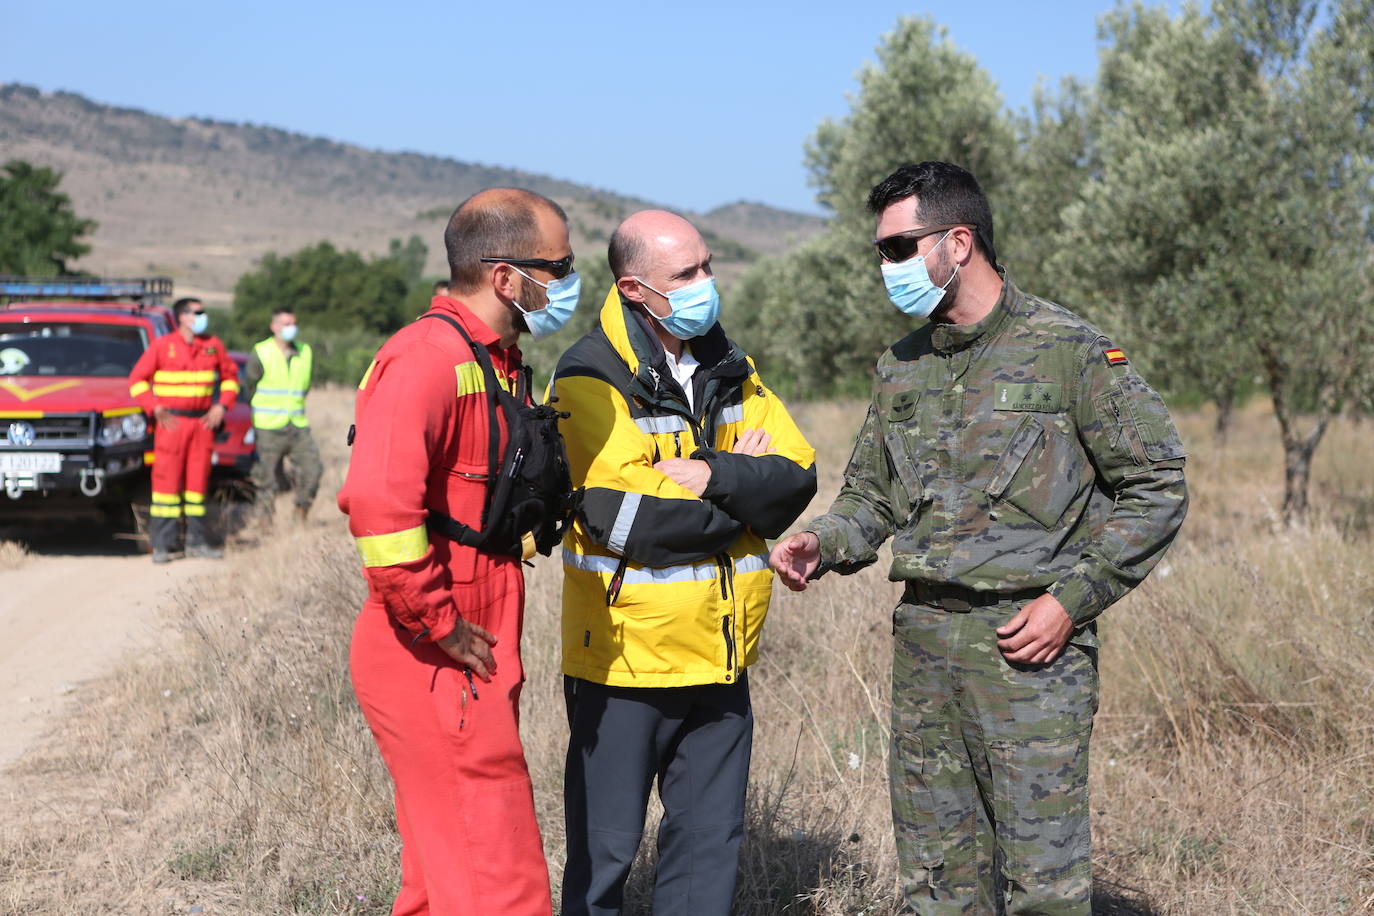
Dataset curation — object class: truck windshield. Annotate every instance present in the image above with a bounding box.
[0,322,148,377]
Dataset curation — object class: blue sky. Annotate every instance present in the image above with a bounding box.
[6,1,1125,215]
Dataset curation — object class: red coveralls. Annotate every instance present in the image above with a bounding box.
[338,298,551,916]
[128,330,239,551]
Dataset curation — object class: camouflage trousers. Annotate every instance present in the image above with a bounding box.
[251,424,322,512]
[890,597,1098,915]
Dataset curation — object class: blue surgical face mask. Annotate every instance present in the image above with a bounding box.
[511,266,581,340]
[636,276,721,340]
[190,312,209,335]
[279,324,299,342]
[880,230,958,319]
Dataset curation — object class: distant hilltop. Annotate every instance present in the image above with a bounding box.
[0,83,824,305]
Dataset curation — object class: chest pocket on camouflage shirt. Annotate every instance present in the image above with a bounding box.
[879,390,927,517]
[985,412,1085,530]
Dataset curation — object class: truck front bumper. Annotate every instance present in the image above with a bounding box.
[1,444,149,500]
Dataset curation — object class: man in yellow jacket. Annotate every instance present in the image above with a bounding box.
[552,210,817,916]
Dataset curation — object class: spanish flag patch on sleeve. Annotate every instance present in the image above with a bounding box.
[1104,348,1128,366]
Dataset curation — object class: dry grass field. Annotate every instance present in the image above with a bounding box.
[1,388,1371,914]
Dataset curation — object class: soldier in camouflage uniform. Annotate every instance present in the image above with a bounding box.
[770,162,1188,915]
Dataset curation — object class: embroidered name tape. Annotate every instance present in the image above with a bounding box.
[993,382,1063,411]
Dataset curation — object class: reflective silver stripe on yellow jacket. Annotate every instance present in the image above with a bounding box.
[715,403,744,426]
[607,492,641,554]
[563,549,768,584]
[634,415,689,434]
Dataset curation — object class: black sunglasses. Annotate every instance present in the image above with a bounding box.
[872,224,965,263]
[479,254,576,280]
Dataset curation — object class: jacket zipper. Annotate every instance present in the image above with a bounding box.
[719,555,737,678]
[644,363,705,446]
[721,614,736,675]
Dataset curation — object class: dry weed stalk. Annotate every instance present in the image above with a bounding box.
[0,538,30,571]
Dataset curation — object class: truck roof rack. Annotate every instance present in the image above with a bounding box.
[0,276,174,305]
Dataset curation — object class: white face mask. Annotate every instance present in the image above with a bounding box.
[279,324,298,342]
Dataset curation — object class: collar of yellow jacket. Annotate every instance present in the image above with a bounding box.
[595,284,747,385]
[597,285,651,376]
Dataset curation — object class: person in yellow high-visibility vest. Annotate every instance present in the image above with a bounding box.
[242,307,323,523]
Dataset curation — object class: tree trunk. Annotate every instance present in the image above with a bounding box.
[1264,359,1330,527]
[1213,385,1236,448]
[1269,378,1331,528]
[1280,436,1317,525]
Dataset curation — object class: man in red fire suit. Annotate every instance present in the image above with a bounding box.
[128,297,239,563]
[339,188,579,915]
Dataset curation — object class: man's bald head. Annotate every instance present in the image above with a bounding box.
[444,188,568,294]
[610,210,715,330]
[608,210,704,280]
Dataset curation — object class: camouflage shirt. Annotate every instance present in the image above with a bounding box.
[809,277,1188,625]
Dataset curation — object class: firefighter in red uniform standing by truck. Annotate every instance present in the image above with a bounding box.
[339,188,579,916]
[128,297,240,563]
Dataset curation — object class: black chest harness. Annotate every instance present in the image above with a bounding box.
[349,311,578,558]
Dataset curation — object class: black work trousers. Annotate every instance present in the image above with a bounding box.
[561,673,752,916]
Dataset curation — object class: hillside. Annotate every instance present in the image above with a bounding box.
[0,84,825,304]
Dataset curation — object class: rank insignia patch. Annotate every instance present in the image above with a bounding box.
[1104,348,1128,366]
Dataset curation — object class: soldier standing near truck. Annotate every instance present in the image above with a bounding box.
[127,297,239,562]
[770,162,1189,915]
[240,307,322,523]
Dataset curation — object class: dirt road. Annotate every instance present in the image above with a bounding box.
[0,543,217,769]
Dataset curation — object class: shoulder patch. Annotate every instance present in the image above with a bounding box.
[1104,348,1128,366]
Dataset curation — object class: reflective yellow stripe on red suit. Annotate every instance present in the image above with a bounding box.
[354,524,429,568]
[183,491,206,517]
[150,491,182,518]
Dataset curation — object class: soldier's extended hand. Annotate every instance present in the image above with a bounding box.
[731,428,773,457]
[436,617,499,681]
[769,531,820,592]
[996,593,1074,665]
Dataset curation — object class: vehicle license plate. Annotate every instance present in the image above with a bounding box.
[0,452,62,473]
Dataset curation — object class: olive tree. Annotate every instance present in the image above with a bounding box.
[1054,0,1374,523]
